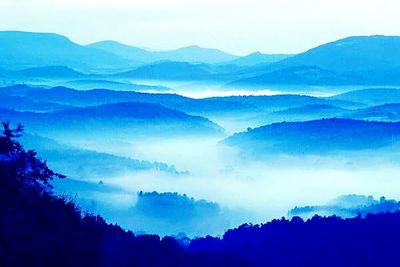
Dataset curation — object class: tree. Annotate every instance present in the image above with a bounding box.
[0,122,65,194]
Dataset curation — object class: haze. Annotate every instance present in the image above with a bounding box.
[1,0,400,54]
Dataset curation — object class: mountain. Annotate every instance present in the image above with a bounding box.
[5,66,88,79]
[270,35,400,72]
[224,118,400,155]
[227,66,363,87]
[87,40,152,63]
[127,191,231,236]
[269,104,350,121]
[20,133,180,179]
[0,94,73,112]
[330,88,400,105]
[203,94,361,111]
[0,102,224,138]
[0,85,361,116]
[3,130,400,267]
[0,84,192,107]
[87,41,239,64]
[272,104,348,116]
[60,79,171,91]
[227,35,400,87]
[158,45,238,64]
[0,31,133,71]
[53,102,203,120]
[116,61,216,80]
[345,103,400,121]
[115,60,246,81]
[226,52,293,66]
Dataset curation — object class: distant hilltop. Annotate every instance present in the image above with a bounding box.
[2,31,400,86]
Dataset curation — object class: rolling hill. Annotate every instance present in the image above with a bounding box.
[0,84,191,107]
[0,94,73,112]
[87,41,238,64]
[116,61,216,80]
[227,35,400,87]
[0,31,133,71]
[3,66,88,79]
[224,118,400,155]
[263,35,400,72]
[226,52,292,67]
[20,133,180,179]
[269,104,350,121]
[60,79,171,91]
[0,102,224,138]
[4,131,400,267]
[345,103,400,121]
[330,88,400,105]
[0,84,362,115]
[227,66,363,87]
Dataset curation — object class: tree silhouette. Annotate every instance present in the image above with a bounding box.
[0,122,65,194]
[1,122,400,267]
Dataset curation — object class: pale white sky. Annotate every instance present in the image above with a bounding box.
[1,0,400,55]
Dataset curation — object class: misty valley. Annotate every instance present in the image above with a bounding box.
[2,30,400,266]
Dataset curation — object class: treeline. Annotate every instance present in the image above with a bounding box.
[1,123,400,267]
[289,194,400,218]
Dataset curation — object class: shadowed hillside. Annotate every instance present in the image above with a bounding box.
[0,102,223,139]
[224,118,400,155]
[227,36,400,87]
[2,123,400,267]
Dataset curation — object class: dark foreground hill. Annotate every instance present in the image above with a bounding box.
[1,123,400,266]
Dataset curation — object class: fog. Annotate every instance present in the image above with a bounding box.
[69,132,400,231]
[12,81,400,236]
[127,79,355,98]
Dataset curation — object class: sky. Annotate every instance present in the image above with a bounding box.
[1,0,400,55]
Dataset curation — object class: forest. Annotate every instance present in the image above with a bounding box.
[1,123,400,267]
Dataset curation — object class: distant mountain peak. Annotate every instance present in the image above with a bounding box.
[87,40,238,64]
[248,51,263,56]
[0,31,131,71]
[181,45,202,49]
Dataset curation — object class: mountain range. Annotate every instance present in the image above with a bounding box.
[224,118,400,155]
[0,84,361,116]
[329,88,400,105]
[2,31,400,86]
[225,52,292,66]
[87,41,239,64]
[0,31,132,71]
[0,101,223,139]
[20,133,180,179]
[227,35,400,87]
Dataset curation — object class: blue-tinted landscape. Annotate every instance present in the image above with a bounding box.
[2,0,400,265]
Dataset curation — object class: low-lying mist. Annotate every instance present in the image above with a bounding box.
[59,132,400,236]
[8,82,400,237]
